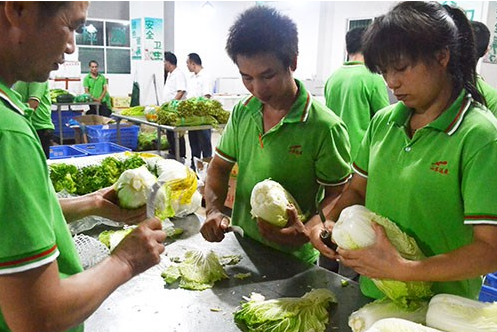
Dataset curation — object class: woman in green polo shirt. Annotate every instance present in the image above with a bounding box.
[310,1,497,300]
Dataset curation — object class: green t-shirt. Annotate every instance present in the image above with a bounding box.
[83,73,111,108]
[353,89,497,300]
[12,81,54,131]
[216,79,351,264]
[477,76,497,118]
[324,61,390,159]
[0,81,83,331]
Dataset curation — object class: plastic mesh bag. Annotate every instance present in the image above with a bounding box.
[73,234,110,269]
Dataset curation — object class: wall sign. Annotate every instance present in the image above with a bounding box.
[131,18,142,60]
[144,17,164,61]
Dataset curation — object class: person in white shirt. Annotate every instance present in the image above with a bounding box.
[163,51,187,159]
[186,52,213,170]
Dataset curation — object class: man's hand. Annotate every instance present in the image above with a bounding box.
[257,205,309,247]
[200,210,230,242]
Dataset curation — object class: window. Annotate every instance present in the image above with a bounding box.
[347,18,373,30]
[77,19,131,74]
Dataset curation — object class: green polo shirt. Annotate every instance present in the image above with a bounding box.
[216,79,351,264]
[324,61,390,159]
[83,73,111,108]
[353,89,497,300]
[477,76,497,118]
[13,81,54,131]
[0,81,83,331]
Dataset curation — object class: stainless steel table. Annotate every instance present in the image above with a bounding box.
[112,113,222,161]
[52,102,100,143]
[84,214,371,332]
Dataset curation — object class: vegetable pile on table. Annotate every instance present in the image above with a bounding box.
[157,97,230,127]
[234,288,337,332]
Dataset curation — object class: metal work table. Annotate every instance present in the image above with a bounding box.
[84,214,371,332]
[52,102,100,143]
[112,113,222,161]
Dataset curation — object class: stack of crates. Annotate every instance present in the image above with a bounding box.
[85,124,140,150]
[51,110,84,140]
[479,272,497,302]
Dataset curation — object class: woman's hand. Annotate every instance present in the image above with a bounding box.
[257,205,309,247]
[337,223,407,279]
[308,219,339,260]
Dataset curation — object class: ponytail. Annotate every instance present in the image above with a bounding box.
[443,5,485,105]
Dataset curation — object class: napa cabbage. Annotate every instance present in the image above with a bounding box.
[234,288,337,332]
[365,318,443,332]
[332,205,432,308]
[250,179,303,227]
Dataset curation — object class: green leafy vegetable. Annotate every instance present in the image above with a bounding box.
[98,227,134,251]
[332,205,433,308]
[234,289,337,332]
[161,250,228,290]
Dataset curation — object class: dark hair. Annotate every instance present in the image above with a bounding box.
[226,6,298,68]
[187,53,202,66]
[363,1,483,104]
[89,60,98,67]
[346,27,366,54]
[164,51,177,66]
[470,21,491,59]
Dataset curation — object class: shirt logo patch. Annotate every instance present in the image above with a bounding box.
[289,145,302,156]
[430,161,449,175]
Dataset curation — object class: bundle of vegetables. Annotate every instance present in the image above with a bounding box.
[137,131,168,151]
[250,179,304,227]
[114,165,174,220]
[332,205,432,308]
[364,318,443,332]
[120,105,145,116]
[161,249,228,290]
[74,93,93,103]
[50,88,73,103]
[234,288,337,332]
[425,293,497,332]
[49,154,146,195]
[156,97,230,127]
[349,298,429,332]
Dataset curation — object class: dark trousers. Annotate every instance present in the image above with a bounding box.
[166,131,186,158]
[87,104,111,117]
[36,129,54,159]
[188,129,212,170]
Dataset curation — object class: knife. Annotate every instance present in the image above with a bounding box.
[222,215,244,237]
[147,180,165,219]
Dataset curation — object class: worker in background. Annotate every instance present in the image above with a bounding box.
[13,81,54,159]
[310,1,497,301]
[0,3,165,331]
[186,52,213,170]
[84,60,112,117]
[200,6,351,265]
[470,20,497,117]
[162,51,187,161]
[324,27,390,159]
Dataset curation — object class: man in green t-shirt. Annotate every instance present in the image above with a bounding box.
[83,60,112,116]
[200,6,351,265]
[13,80,54,159]
[0,3,165,331]
[324,27,390,159]
[470,21,497,117]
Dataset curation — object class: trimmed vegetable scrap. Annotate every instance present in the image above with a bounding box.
[234,289,337,332]
[161,250,228,290]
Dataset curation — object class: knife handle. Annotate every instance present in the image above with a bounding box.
[320,229,337,251]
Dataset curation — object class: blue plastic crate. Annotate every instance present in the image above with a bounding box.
[72,142,131,155]
[479,284,497,302]
[52,110,84,139]
[86,124,139,150]
[485,272,497,288]
[49,145,88,159]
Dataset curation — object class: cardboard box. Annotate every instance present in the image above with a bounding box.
[111,96,131,109]
[70,115,114,144]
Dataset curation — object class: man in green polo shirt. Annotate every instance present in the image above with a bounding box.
[0,3,165,331]
[83,60,112,116]
[200,6,351,264]
[324,27,390,159]
[470,20,497,117]
[13,80,54,159]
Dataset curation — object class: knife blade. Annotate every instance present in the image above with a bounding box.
[147,180,165,219]
[222,215,244,237]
